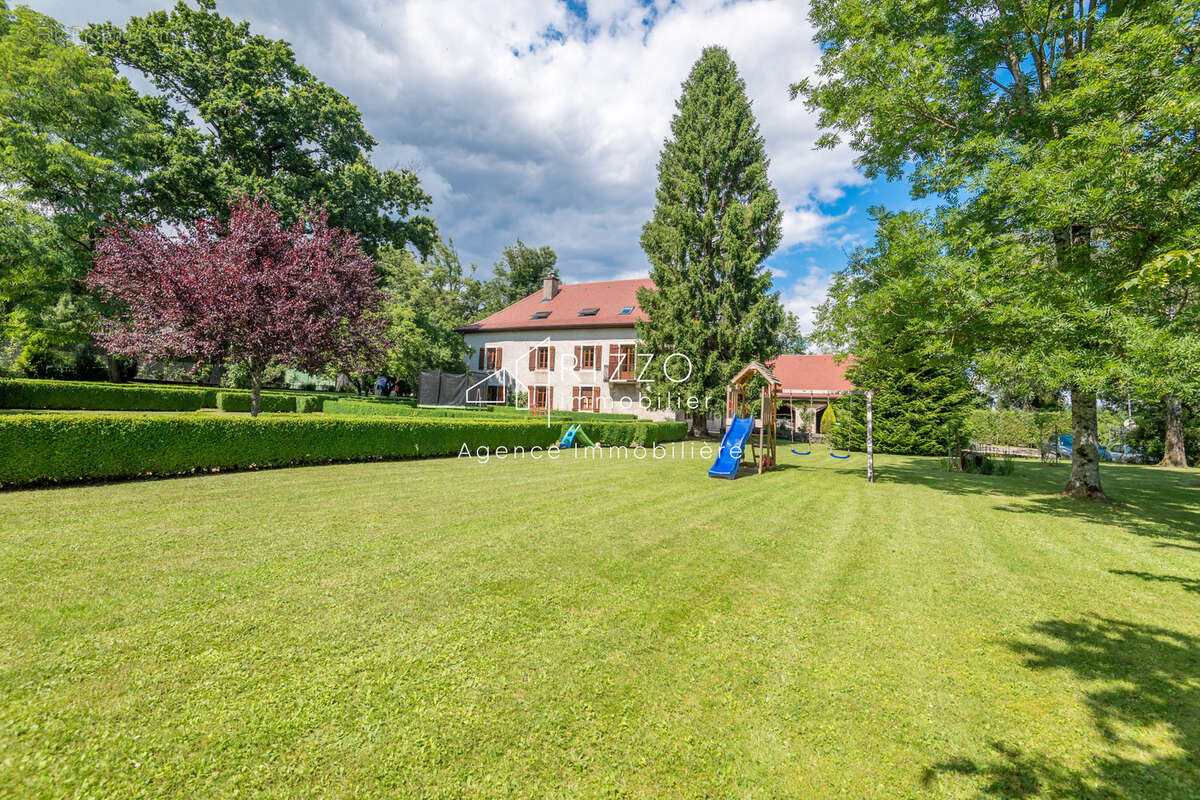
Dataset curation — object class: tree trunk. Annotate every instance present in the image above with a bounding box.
[207,359,224,387]
[335,371,352,393]
[1160,394,1188,467]
[691,410,708,437]
[1064,387,1106,501]
[104,353,124,383]
[250,368,262,418]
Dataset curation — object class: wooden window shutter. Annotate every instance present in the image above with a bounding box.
[572,386,580,411]
[529,347,537,370]
[574,345,582,371]
[478,347,485,369]
[547,386,553,410]
[592,386,600,407]
[593,345,602,370]
[495,347,502,370]
[548,346,555,371]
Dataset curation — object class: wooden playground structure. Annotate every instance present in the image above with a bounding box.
[723,361,876,482]
[726,362,780,475]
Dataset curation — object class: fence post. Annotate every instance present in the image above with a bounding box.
[866,390,875,483]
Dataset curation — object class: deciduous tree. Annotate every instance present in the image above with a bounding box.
[797,0,1200,498]
[484,239,558,312]
[87,196,386,415]
[0,2,165,378]
[379,239,487,389]
[83,0,436,254]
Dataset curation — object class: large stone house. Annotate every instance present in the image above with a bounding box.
[454,274,677,420]
[455,274,854,426]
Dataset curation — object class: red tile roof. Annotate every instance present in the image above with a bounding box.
[768,354,856,394]
[455,278,654,333]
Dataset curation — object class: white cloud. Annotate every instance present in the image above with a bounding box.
[781,264,835,337]
[45,0,864,278]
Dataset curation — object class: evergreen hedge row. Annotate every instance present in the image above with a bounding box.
[0,377,208,411]
[0,378,333,412]
[326,399,639,423]
[215,392,298,413]
[0,415,564,487]
[296,396,322,413]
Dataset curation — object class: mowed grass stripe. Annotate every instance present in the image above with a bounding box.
[1,453,1198,798]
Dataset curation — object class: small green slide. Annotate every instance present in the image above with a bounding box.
[558,424,596,448]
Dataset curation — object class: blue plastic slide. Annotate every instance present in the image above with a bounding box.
[558,424,580,448]
[708,415,755,479]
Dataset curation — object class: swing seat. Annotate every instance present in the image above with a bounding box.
[829,451,851,459]
[791,448,811,455]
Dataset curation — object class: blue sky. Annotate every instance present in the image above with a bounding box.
[38,0,921,334]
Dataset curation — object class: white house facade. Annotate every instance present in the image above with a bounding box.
[454,274,855,427]
[454,275,678,421]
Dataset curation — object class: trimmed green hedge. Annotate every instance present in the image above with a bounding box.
[0,378,340,412]
[326,401,483,419]
[0,415,565,486]
[558,420,686,447]
[489,406,637,422]
[326,399,640,424]
[637,421,687,446]
[215,392,297,413]
[0,378,207,411]
[296,395,322,413]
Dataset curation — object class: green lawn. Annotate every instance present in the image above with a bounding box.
[1,449,1197,798]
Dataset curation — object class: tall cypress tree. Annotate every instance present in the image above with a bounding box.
[637,46,785,433]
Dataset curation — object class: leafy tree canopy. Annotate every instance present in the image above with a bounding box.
[0,1,168,376]
[484,239,557,312]
[82,0,436,254]
[379,239,488,388]
[797,0,1200,497]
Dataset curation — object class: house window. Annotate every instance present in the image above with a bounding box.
[578,307,599,317]
[531,310,551,320]
[619,306,633,315]
[580,346,595,369]
[532,385,550,411]
[478,346,502,371]
[535,346,549,370]
[576,386,598,412]
[608,344,636,379]
[486,384,504,403]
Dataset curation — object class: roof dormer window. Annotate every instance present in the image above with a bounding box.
[531,310,551,320]
[578,307,599,317]
[619,306,634,315]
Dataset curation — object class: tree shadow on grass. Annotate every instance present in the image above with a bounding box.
[922,615,1200,798]
[1109,569,1200,596]
[875,459,1200,544]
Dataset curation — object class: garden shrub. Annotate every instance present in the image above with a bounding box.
[559,420,687,447]
[958,451,1016,476]
[636,421,688,446]
[215,392,297,413]
[0,415,563,487]
[295,395,322,413]
[0,377,331,412]
[0,377,207,411]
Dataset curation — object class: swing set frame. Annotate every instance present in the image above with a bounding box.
[781,386,876,483]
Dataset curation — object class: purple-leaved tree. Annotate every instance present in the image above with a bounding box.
[87,195,386,416]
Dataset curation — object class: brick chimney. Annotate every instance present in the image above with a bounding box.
[542,272,561,301]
